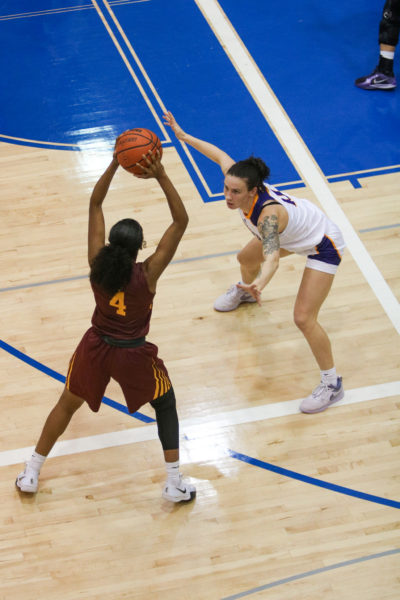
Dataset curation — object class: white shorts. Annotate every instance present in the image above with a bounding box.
[305,227,346,275]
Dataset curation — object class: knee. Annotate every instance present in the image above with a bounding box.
[293,308,314,333]
[237,248,258,268]
[237,249,246,266]
[58,389,84,416]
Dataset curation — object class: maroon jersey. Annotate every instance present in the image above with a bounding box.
[66,262,171,412]
[91,262,154,339]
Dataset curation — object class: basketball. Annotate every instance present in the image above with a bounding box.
[115,128,163,175]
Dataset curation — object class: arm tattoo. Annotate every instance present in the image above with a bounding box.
[258,214,280,256]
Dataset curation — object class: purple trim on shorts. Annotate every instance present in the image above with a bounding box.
[307,235,342,266]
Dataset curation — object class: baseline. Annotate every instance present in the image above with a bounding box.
[220,548,400,600]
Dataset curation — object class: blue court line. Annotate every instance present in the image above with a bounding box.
[0,251,239,293]
[0,339,155,423]
[0,275,88,292]
[327,165,400,187]
[2,337,399,508]
[228,450,400,509]
[359,223,400,233]
[0,213,397,295]
[220,548,400,600]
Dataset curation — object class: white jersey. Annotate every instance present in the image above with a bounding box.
[239,184,341,256]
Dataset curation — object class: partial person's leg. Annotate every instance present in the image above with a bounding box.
[16,389,85,492]
[355,0,399,89]
[237,237,264,283]
[150,388,195,502]
[293,267,335,370]
[214,238,263,311]
[293,268,344,413]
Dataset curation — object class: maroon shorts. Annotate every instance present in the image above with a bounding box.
[65,328,171,413]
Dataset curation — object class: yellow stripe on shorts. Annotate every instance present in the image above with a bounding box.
[152,359,171,399]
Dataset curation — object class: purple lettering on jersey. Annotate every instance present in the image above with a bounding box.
[273,190,297,206]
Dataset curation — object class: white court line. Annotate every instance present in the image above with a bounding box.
[101,0,219,199]
[91,0,168,141]
[95,0,218,198]
[0,134,79,147]
[1,381,399,468]
[194,0,400,335]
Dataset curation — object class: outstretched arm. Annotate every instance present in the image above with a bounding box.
[163,111,235,175]
[237,210,280,305]
[139,151,189,292]
[88,156,119,266]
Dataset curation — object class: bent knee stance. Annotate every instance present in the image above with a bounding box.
[293,308,316,333]
[150,387,179,450]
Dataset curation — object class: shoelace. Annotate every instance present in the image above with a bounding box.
[312,382,331,398]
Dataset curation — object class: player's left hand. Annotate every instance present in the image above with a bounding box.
[134,149,165,179]
[237,282,262,306]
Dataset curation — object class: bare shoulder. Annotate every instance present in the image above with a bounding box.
[258,203,287,233]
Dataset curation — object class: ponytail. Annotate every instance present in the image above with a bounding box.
[226,156,270,191]
[90,218,143,295]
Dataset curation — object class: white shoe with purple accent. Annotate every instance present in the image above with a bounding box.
[214,284,257,312]
[300,377,344,414]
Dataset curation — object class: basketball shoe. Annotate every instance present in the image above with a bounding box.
[300,377,344,414]
[15,465,39,493]
[162,474,196,503]
[355,68,396,90]
[214,283,257,312]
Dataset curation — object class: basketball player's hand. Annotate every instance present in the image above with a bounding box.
[237,282,262,306]
[134,150,165,179]
[162,111,185,140]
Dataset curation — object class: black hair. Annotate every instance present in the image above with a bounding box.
[226,156,270,192]
[90,218,143,295]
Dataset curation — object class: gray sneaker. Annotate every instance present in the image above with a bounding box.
[300,377,344,414]
[214,284,257,312]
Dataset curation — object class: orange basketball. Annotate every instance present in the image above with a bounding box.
[115,128,163,175]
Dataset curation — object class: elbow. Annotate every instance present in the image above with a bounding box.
[175,214,189,234]
[181,213,189,230]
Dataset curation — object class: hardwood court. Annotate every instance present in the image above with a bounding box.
[0,139,399,600]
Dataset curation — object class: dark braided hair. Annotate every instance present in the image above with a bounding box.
[226,156,270,192]
[90,218,143,296]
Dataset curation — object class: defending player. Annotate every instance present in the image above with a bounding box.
[163,111,345,414]
[16,147,195,503]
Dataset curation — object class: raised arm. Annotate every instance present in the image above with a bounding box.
[88,156,119,266]
[163,111,235,175]
[139,151,189,292]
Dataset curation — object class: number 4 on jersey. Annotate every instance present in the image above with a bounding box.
[109,291,126,316]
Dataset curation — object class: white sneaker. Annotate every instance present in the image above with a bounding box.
[300,377,344,414]
[162,474,196,503]
[16,465,39,493]
[214,284,257,312]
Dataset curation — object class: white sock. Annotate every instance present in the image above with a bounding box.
[27,451,46,473]
[165,460,180,485]
[320,367,337,387]
[380,50,395,60]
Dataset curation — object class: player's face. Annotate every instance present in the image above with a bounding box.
[224,175,256,211]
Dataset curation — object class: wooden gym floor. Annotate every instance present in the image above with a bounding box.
[0,1,399,599]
